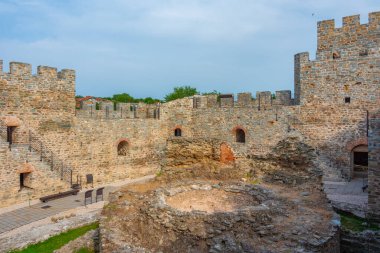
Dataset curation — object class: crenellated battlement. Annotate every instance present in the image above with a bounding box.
[318,12,380,36]
[0,60,75,93]
[37,66,57,78]
[192,90,293,110]
[0,59,76,117]
[317,12,380,59]
[0,60,75,82]
[294,11,380,107]
[77,100,160,119]
[9,62,32,76]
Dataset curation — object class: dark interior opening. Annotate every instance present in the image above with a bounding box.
[20,173,24,188]
[174,128,182,137]
[236,129,246,143]
[353,152,368,167]
[345,97,351,103]
[117,141,129,156]
[7,126,16,144]
[353,151,368,178]
[359,50,368,56]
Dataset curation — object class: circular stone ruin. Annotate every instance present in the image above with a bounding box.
[165,184,260,213]
[101,181,340,253]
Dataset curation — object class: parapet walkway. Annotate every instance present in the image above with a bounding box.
[0,175,154,234]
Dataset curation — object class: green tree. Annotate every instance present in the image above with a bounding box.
[112,93,136,103]
[202,90,220,96]
[142,97,161,104]
[164,86,198,102]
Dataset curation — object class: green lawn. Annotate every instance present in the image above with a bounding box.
[74,247,94,253]
[338,211,380,232]
[9,222,98,253]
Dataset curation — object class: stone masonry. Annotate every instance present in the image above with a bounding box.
[0,12,379,224]
[368,109,380,223]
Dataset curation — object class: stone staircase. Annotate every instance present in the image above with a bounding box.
[9,143,67,182]
[0,138,69,192]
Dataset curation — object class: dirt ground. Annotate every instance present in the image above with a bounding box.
[166,188,258,213]
[101,176,338,252]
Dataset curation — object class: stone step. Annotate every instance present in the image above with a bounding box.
[0,135,72,189]
[5,143,68,182]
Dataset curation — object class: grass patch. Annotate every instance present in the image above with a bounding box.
[104,203,118,211]
[156,169,163,177]
[75,247,94,253]
[338,211,380,232]
[9,222,98,253]
[249,178,261,185]
[244,171,254,179]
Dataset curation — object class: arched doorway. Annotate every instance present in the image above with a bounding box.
[174,128,182,137]
[117,140,129,156]
[220,143,235,164]
[351,145,368,179]
[4,116,21,145]
[235,129,245,143]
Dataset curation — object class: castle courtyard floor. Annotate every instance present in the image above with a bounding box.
[0,175,154,234]
[324,178,368,217]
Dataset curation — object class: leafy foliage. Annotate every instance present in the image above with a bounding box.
[77,87,221,104]
[202,90,220,96]
[164,86,199,102]
[109,93,161,104]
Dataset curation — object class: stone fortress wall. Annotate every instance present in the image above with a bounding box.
[0,12,379,223]
[368,109,380,223]
[0,61,76,205]
[0,61,75,141]
[295,12,379,108]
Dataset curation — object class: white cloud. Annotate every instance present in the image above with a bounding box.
[0,0,378,97]
[131,1,278,41]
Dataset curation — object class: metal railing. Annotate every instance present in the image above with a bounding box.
[28,130,73,186]
[0,117,76,187]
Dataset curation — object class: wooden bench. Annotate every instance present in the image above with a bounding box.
[40,189,80,203]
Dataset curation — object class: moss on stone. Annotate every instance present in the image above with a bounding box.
[339,211,380,232]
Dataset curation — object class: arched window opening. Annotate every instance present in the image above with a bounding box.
[174,128,182,137]
[6,126,16,144]
[352,145,368,179]
[333,52,340,59]
[359,49,368,57]
[117,141,129,156]
[236,129,245,143]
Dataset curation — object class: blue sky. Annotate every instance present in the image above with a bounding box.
[0,0,378,99]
